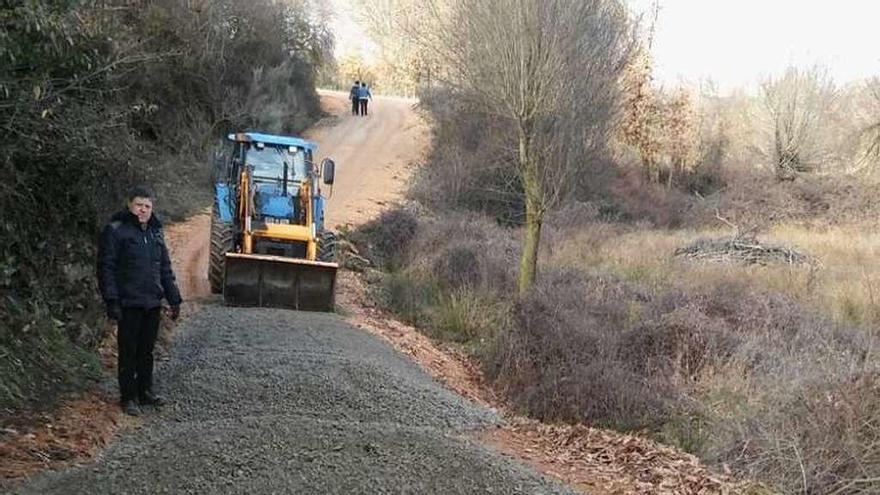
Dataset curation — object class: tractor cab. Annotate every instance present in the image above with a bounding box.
[225,132,325,229]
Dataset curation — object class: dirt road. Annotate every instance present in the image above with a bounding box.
[307,90,428,230]
[8,93,573,494]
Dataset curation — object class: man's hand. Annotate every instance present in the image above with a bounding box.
[169,305,180,321]
[106,301,122,321]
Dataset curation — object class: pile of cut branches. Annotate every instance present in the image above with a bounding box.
[674,235,814,266]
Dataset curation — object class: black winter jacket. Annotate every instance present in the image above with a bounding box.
[98,211,182,309]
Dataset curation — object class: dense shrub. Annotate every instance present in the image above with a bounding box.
[0,0,328,412]
[486,269,675,429]
[485,266,880,493]
[678,168,880,229]
[412,214,519,294]
[350,207,420,270]
[362,200,879,491]
[411,88,524,225]
[360,211,518,345]
[605,168,693,227]
[694,284,880,494]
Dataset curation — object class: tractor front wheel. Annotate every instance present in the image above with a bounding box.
[317,230,338,263]
[209,203,234,294]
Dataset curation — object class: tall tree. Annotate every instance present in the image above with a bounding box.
[414,0,633,294]
[761,66,837,180]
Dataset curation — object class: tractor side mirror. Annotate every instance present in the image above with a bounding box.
[321,158,335,185]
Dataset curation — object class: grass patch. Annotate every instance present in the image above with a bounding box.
[381,271,441,326]
[1,309,103,412]
[429,289,509,346]
[548,222,880,328]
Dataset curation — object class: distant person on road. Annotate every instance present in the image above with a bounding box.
[358,82,372,116]
[349,80,360,116]
[98,185,182,417]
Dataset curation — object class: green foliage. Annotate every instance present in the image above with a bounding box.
[380,271,440,327]
[430,289,508,345]
[0,304,102,411]
[349,207,420,270]
[0,0,328,413]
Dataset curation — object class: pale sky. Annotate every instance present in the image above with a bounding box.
[329,0,880,91]
[628,0,880,91]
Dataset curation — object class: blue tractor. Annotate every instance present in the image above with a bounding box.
[209,132,338,311]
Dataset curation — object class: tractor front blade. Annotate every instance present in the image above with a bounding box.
[223,253,337,312]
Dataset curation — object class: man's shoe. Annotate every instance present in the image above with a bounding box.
[122,400,141,416]
[139,391,166,407]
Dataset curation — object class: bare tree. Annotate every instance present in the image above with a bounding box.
[352,0,442,94]
[405,0,632,295]
[761,66,837,180]
[863,77,880,162]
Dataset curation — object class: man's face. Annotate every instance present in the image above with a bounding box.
[128,196,153,224]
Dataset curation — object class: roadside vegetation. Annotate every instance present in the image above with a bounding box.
[352,0,880,493]
[0,0,330,414]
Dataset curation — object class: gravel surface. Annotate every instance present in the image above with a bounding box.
[9,304,575,494]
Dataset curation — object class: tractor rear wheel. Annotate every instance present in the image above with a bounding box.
[317,230,338,263]
[209,203,234,294]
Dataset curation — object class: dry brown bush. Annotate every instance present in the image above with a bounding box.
[686,170,880,229]
[483,260,880,493]
[486,268,678,430]
[620,304,737,382]
[408,213,520,295]
[607,167,693,227]
[365,211,519,344]
[411,88,525,224]
[349,206,421,270]
[366,203,880,491]
[698,284,879,494]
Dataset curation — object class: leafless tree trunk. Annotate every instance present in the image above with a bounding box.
[396,0,632,295]
[761,66,837,180]
[863,77,880,163]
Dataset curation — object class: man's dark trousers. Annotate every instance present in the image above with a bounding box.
[351,98,359,115]
[117,307,161,403]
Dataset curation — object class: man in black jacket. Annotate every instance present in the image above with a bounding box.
[98,185,182,416]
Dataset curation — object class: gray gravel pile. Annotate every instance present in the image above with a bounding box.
[158,308,495,427]
[10,304,574,495]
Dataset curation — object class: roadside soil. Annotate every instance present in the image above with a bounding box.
[1,90,750,494]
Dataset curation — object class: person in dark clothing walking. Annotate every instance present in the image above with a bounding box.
[98,185,182,416]
[358,82,372,116]
[349,80,361,115]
